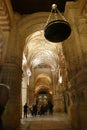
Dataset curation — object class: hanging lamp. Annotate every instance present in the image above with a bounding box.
[44,4,71,42]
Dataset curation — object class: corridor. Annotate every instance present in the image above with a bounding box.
[0,1,87,130]
[16,113,74,130]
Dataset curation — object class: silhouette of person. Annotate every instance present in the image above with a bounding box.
[0,84,10,130]
[32,103,37,116]
[0,105,5,130]
[48,101,53,115]
[24,103,28,118]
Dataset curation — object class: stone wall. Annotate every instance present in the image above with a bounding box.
[63,0,87,129]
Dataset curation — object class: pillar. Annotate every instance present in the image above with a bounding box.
[0,63,22,129]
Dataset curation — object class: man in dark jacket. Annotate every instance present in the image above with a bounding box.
[24,103,28,118]
[0,105,4,130]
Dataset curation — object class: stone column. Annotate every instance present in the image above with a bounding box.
[52,70,64,112]
[52,71,56,95]
[53,94,64,112]
[63,3,87,130]
[27,67,35,106]
[67,72,87,130]
[27,85,30,105]
[0,63,22,129]
[66,89,81,130]
[76,74,87,130]
[28,88,34,106]
[52,71,56,111]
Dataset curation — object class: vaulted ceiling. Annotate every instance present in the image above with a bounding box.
[10,0,75,95]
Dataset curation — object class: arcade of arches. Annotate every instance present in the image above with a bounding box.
[0,0,87,130]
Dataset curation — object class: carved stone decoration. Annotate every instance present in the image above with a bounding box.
[53,94,64,112]
[78,18,87,36]
[71,93,76,104]
[67,94,70,106]
[0,31,5,63]
[81,1,87,17]
[77,91,84,104]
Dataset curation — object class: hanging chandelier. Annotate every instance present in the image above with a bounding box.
[44,4,71,43]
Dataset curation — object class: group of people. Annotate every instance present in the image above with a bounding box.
[23,101,53,118]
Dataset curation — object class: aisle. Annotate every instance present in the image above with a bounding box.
[16,113,73,130]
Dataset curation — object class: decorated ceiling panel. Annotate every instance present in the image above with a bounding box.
[24,30,62,70]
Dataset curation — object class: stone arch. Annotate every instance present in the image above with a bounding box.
[0,29,6,64]
[35,85,52,95]
[24,34,59,69]
[35,73,52,85]
[18,12,57,116]
[0,0,11,31]
[81,0,87,16]
[15,12,52,74]
[35,73,52,92]
[17,12,50,49]
[7,11,67,129]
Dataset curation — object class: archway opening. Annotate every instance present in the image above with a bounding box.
[21,14,69,117]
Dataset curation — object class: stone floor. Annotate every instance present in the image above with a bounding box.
[16,113,74,130]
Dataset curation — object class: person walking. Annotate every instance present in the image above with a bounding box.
[0,105,4,130]
[32,103,37,116]
[24,103,28,118]
[48,101,53,115]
